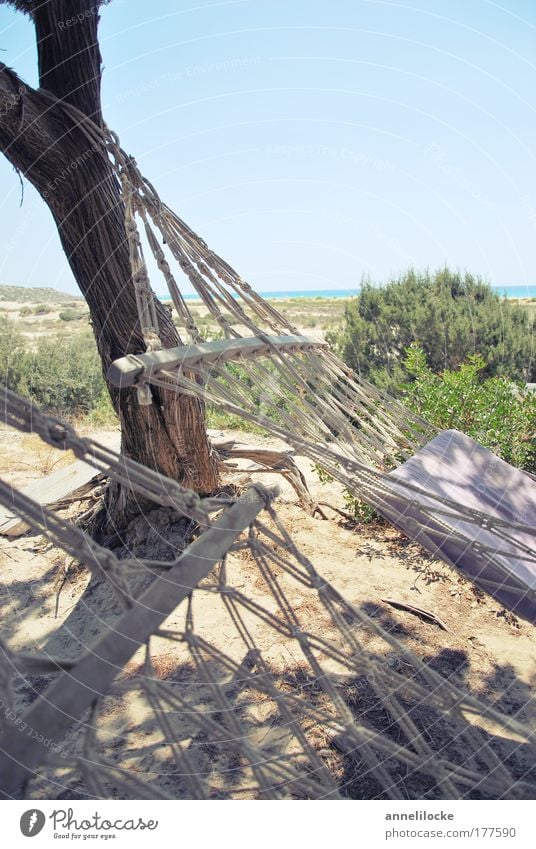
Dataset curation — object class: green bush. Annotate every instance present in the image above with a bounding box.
[341,491,381,524]
[313,341,536,520]
[18,304,52,316]
[19,332,105,416]
[207,406,264,434]
[329,268,534,393]
[403,344,536,472]
[1,317,109,420]
[0,316,28,393]
[59,308,86,321]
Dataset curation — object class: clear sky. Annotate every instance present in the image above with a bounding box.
[1,0,535,295]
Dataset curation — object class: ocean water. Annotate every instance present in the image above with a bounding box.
[171,285,536,301]
[492,285,536,299]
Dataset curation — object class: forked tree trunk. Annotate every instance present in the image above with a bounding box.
[0,2,219,523]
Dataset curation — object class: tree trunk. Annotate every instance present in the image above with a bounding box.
[0,1,219,522]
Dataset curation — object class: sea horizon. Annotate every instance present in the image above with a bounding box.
[157,284,536,302]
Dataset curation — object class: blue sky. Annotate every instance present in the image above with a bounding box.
[1,0,535,294]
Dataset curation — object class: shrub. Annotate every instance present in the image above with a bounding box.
[18,304,52,316]
[403,344,536,472]
[18,331,106,417]
[1,317,117,422]
[329,268,534,393]
[207,406,264,433]
[59,308,86,321]
[313,342,536,520]
[0,316,28,393]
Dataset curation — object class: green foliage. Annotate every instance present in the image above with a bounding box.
[329,268,534,393]
[404,344,536,472]
[20,332,104,416]
[19,304,53,316]
[312,463,334,484]
[207,406,265,434]
[84,385,118,427]
[216,358,293,428]
[312,334,536,515]
[1,317,109,420]
[0,315,28,394]
[312,463,382,524]
[59,308,86,321]
[342,491,381,524]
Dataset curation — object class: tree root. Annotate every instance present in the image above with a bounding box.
[215,440,328,518]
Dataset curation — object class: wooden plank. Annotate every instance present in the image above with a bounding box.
[0,485,273,797]
[0,461,99,536]
[0,434,120,537]
[107,334,325,388]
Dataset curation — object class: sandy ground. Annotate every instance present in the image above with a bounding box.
[0,423,535,799]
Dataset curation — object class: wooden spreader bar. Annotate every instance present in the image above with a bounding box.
[107,334,325,388]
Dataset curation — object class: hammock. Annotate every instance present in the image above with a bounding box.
[1,388,534,800]
[96,128,536,627]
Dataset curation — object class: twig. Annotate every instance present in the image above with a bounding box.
[381,598,451,632]
[317,501,358,523]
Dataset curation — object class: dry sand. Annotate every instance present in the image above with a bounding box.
[0,424,534,799]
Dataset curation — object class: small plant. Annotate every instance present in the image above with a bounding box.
[19,435,76,475]
[0,315,27,391]
[312,464,382,524]
[312,463,334,484]
[342,490,382,524]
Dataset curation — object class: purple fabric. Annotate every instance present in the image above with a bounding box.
[383,430,536,625]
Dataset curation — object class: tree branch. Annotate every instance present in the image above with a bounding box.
[34,1,105,123]
[0,62,71,195]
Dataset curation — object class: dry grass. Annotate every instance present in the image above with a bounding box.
[0,429,76,484]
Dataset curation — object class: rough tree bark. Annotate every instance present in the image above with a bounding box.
[0,1,220,523]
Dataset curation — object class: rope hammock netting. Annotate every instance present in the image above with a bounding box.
[0,100,535,799]
[0,389,535,800]
[99,125,535,627]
